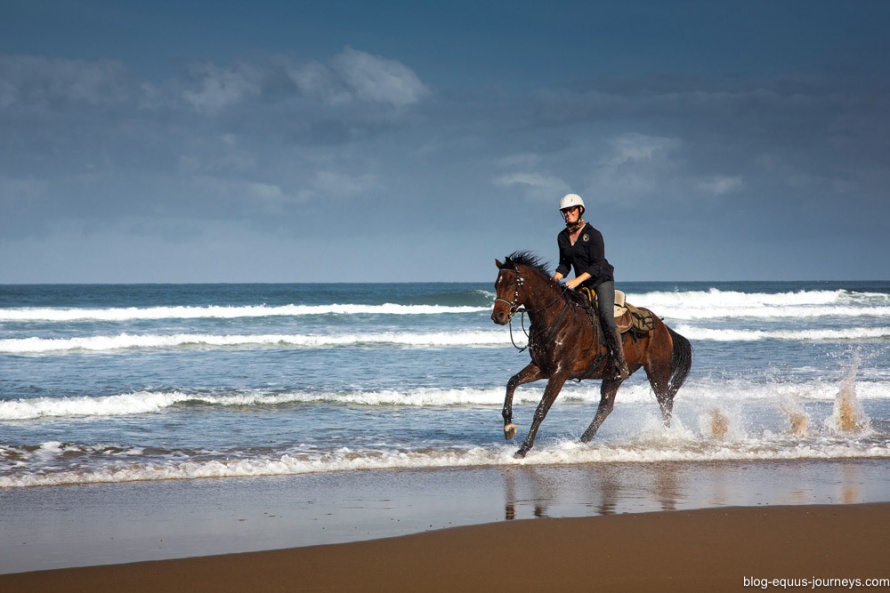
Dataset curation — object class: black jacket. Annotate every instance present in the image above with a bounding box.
[555,223,615,288]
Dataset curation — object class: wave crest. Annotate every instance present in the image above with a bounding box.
[0,303,488,323]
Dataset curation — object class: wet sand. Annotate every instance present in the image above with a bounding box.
[3,503,889,593]
[2,459,889,591]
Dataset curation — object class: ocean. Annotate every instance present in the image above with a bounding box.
[1,280,889,489]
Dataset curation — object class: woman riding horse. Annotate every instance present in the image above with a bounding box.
[491,252,692,457]
[552,193,629,380]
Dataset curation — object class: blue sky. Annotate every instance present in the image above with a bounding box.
[1,0,888,282]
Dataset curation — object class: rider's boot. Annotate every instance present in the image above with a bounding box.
[606,327,630,380]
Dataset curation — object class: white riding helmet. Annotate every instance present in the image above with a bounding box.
[559,193,585,213]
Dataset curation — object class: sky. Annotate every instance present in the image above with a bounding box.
[1,0,888,283]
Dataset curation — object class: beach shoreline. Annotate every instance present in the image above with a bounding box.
[2,458,889,581]
[3,502,888,593]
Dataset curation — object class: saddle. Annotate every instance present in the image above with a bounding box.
[579,288,656,337]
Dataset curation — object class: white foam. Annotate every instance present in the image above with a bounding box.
[5,322,885,354]
[3,435,888,489]
[0,388,535,420]
[635,288,887,308]
[675,325,890,342]
[0,391,195,420]
[629,289,890,321]
[1,289,887,324]
[2,379,886,422]
[0,303,488,323]
[0,331,512,353]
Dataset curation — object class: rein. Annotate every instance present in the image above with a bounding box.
[498,266,571,352]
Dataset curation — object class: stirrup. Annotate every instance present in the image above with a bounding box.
[610,356,629,380]
[616,362,630,380]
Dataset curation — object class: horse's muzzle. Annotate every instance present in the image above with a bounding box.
[491,309,510,325]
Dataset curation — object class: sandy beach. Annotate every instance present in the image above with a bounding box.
[3,502,889,593]
[2,459,890,591]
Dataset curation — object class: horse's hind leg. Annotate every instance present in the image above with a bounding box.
[581,378,622,442]
[645,362,674,428]
[658,389,674,427]
[503,363,543,441]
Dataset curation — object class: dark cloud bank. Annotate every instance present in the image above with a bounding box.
[1,14,888,282]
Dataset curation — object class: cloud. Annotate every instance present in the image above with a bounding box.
[600,133,680,168]
[189,175,305,215]
[570,134,747,205]
[332,46,430,106]
[494,171,571,202]
[491,133,748,208]
[497,153,543,168]
[698,176,744,196]
[293,169,380,205]
[285,46,430,108]
[181,62,263,115]
[585,133,683,204]
[0,55,135,108]
[2,40,887,282]
[0,47,429,118]
[312,169,377,197]
[285,60,352,105]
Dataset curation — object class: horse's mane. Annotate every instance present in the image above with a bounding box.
[505,250,588,307]
[506,251,551,278]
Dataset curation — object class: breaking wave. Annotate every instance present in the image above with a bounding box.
[628,288,889,321]
[675,325,890,342]
[3,432,888,489]
[1,288,887,324]
[0,303,488,323]
[2,381,887,421]
[0,331,510,353]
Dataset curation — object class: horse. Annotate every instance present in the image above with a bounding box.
[491,251,693,458]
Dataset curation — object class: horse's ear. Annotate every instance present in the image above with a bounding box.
[496,259,505,269]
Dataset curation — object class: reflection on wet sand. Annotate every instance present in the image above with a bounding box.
[503,463,686,520]
[840,463,861,505]
[501,459,881,522]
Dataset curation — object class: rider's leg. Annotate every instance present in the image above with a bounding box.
[595,281,630,380]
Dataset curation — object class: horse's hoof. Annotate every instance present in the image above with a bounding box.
[504,423,517,440]
[513,448,527,459]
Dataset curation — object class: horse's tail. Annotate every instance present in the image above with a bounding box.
[666,326,693,397]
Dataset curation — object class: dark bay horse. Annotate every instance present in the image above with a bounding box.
[491,251,692,458]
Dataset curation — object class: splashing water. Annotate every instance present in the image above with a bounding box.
[829,349,870,435]
[707,408,731,440]
[779,394,810,437]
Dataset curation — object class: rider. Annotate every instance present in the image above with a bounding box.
[551,193,630,380]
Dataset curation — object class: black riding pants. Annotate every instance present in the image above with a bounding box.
[593,280,617,331]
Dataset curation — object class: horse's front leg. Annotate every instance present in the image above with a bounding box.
[515,374,568,458]
[503,363,544,440]
[581,378,622,442]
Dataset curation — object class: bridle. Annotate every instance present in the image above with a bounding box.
[495,265,571,352]
[495,267,526,322]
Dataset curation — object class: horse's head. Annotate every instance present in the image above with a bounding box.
[491,257,524,325]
